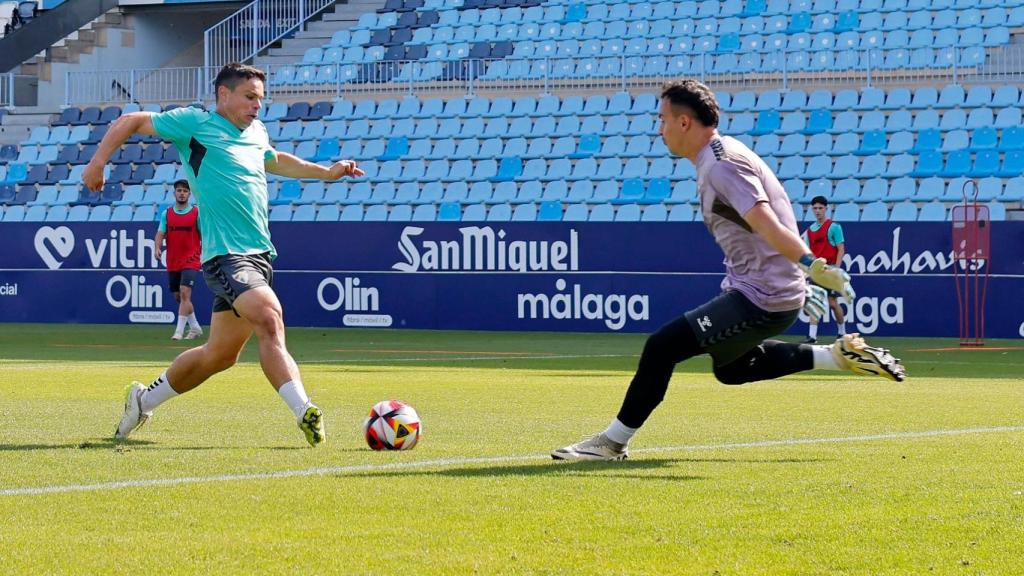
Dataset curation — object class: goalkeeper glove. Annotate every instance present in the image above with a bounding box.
[799,254,856,303]
[802,283,829,321]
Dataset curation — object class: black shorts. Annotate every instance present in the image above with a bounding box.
[808,279,842,299]
[684,291,800,366]
[202,252,274,314]
[168,269,198,293]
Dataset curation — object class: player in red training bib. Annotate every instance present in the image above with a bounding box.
[154,179,203,340]
[802,195,847,343]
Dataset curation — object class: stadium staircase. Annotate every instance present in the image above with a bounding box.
[255,0,389,71]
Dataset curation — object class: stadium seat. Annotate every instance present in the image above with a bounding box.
[832,202,859,222]
[918,201,947,221]
[560,204,587,222]
[340,205,363,221]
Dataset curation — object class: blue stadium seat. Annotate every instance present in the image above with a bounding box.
[912,129,941,153]
[537,200,562,221]
[888,201,918,221]
[269,205,293,221]
[832,202,860,222]
[970,150,1000,178]
[884,176,917,200]
[999,127,1024,151]
[992,85,1020,107]
[998,150,1024,177]
[940,150,972,177]
[858,201,888,222]
[918,201,947,221]
[340,205,363,222]
[668,204,695,222]
[1003,177,1024,201]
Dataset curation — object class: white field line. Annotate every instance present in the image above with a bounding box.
[0,354,636,370]
[6,356,1020,369]
[2,425,1021,498]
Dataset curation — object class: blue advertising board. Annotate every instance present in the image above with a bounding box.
[1,222,1022,338]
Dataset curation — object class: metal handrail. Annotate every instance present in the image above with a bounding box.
[0,72,13,108]
[203,0,337,79]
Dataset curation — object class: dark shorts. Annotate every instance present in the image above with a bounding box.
[202,252,274,314]
[168,269,198,293]
[684,291,800,366]
[808,279,842,299]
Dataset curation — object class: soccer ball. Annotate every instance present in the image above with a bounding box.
[363,400,422,451]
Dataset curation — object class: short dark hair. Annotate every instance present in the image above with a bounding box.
[173,179,190,190]
[810,196,828,206]
[660,79,720,128]
[214,63,267,92]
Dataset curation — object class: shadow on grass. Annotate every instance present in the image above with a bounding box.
[343,455,828,481]
[0,438,157,451]
[0,439,358,452]
[345,458,697,481]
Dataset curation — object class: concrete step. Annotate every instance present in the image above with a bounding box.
[254,55,311,69]
[0,125,34,146]
[0,112,54,127]
[267,37,327,52]
[291,29,336,41]
[305,19,357,33]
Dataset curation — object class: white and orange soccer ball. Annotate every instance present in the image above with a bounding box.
[363,400,422,451]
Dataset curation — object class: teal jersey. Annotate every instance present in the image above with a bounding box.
[152,107,277,262]
[809,220,845,247]
[157,205,196,233]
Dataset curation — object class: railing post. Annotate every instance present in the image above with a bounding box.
[299,0,306,33]
[252,1,260,63]
[543,57,549,96]
[195,66,202,104]
[264,63,272,102]
[129,69,136,104]
[203,29,210,74]
[781,49,788,90]
[335,62,342,100]
[865,48,872,87]
[620,54,626,92]
[952,46,959,85]
[64,70,71,108]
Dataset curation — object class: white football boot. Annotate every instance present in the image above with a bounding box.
[552,433,628,461]
[114,382,152,441]
[831,333,907,382]
[184,327,203,340]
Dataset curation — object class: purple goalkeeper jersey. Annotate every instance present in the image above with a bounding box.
[693,135,804,312]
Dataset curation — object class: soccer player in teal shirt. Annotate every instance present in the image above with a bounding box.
[84,63,364,447]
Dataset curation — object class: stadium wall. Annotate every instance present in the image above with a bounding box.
[1,222,1022,338]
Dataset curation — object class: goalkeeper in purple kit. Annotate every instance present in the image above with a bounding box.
[553,80,906,462]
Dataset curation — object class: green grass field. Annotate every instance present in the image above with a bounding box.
[1,323,1022,575]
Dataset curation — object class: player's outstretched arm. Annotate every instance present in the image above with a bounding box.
[265,151,365,181]
[83,112,158,192]
[744,203,855,300]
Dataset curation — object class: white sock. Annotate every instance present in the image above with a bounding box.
[837,322,846,336]
[808,323,819,339]
[812,345,842,371]
[278,380,311,419]
[603,418,637,445]
[187,313,201,330]
[141,371,179,412]
[175,315,187,334]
